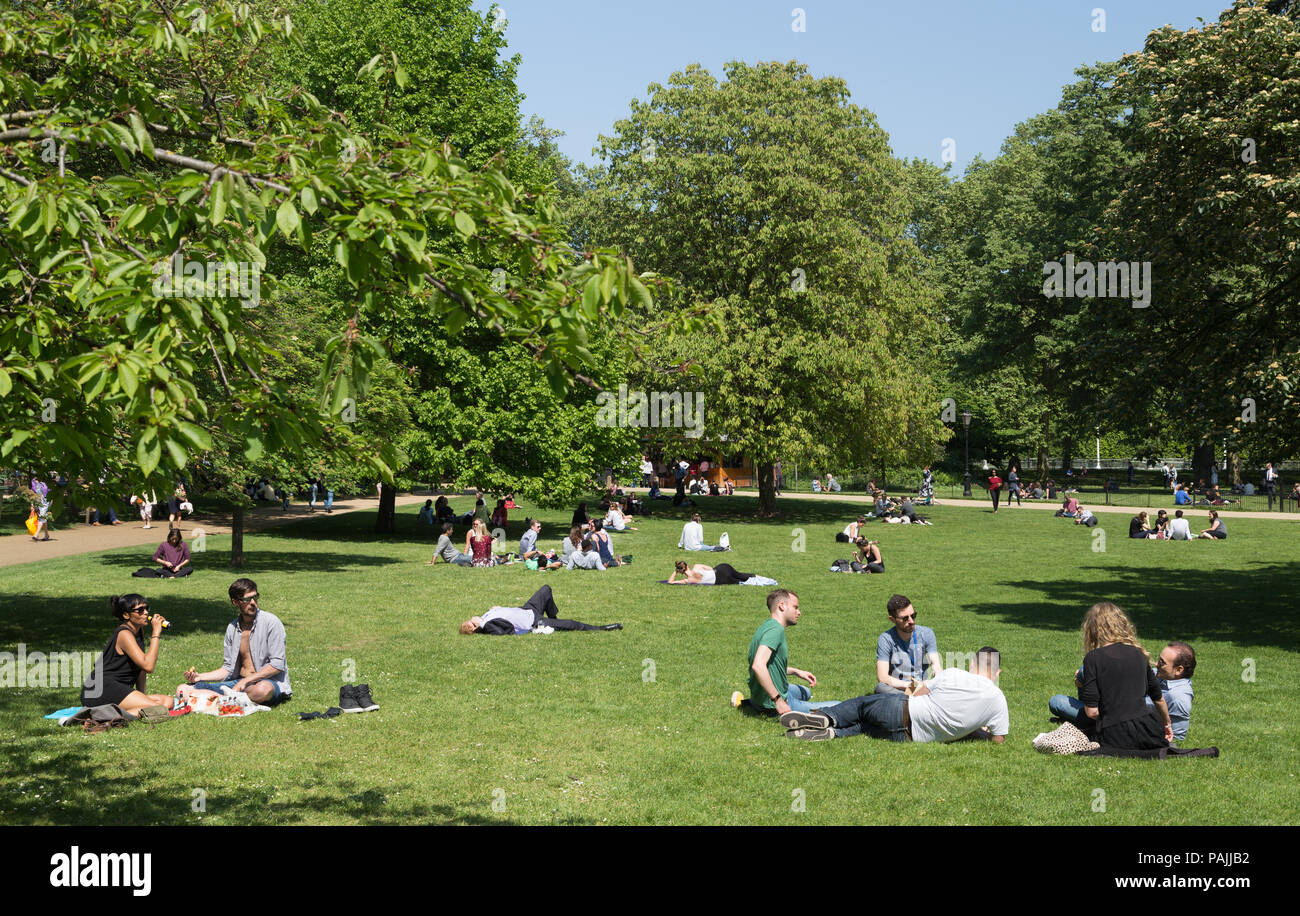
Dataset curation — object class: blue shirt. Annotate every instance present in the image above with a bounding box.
[877,625,938,682]
[1175,490,1191,505]
[1147,676,1193,741]
[519,528,539,556]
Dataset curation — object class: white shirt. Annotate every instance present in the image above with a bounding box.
[1168,518,1193,540]
[907,668,1009,743]
[679,521,704,550]
[698,568,716,585]
[641,460,654,476]
[482,606,534,631]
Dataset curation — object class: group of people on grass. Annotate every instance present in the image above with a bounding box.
[80,578,291,714]
[736,591,1196,754]
[1129,509,1227,540]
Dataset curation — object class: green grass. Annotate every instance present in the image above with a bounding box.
[1,494,1297,825]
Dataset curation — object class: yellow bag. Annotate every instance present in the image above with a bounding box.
[25,510,38,536]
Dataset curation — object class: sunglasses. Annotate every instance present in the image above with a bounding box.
[894,613,917,622]
[234,594,259,605]
[130,605,150,613]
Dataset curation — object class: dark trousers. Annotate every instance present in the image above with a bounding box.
[823,692,910,741]
[1266,483,1278,510]
[520,585,604,630]
[991,489,1001,510]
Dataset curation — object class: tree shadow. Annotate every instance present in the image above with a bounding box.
[91,550,407,575]
[0,703,577,824]
[0,594,238,650]
[960,561,1300,653]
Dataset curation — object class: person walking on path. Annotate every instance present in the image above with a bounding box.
[988,469,1003,513]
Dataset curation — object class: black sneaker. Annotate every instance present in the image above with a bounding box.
[354,683,379,712]
[599,623,623,631]
[779,710,831,730]
[339,684,363,713]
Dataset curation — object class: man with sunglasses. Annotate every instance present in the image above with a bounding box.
[875,594,942,695]
[183,577,291,705]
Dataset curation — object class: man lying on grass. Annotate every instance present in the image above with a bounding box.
[783,647,1008,744]
[459,585,622,634]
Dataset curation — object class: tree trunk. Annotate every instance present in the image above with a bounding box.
[1228,450,1241,486]
[1037,412,1051,484]
[1062,440,1073,474]
[1191,442,1215,488]
[230,504,245,568]
[376,482,397,534]
[757,461,776,516]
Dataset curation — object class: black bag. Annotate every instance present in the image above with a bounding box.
[834,532,850,543]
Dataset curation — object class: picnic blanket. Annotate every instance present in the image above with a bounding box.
[175,685,271,718]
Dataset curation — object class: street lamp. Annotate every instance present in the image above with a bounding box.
[962,410,973,497]
[1095,426,1101,470]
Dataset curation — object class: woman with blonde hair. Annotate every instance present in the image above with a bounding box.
[1077,602,1173,751]
[464,517,496,567]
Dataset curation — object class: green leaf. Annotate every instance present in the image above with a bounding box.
[137,433,161,476]
[175,421,213,451]
[581,276,600,320]
[210,178,227,225]
[453,211,476,238]
[119,360,138,398]
[2,429,32,458]
[0,369,10,397]
[243,435,264,462]
[163,436,188,470]
[276,199,300,239]
[300,186,319,215]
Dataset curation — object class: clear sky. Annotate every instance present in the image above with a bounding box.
[472,0,1230,174]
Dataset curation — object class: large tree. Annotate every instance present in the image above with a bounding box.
[1075,0,1300,478]
[0,0,652,552]
[571,61,947,513]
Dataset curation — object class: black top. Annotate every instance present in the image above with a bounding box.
[82,624,144,705]
[1079,643,1162,732]
[1129,516,1144,537]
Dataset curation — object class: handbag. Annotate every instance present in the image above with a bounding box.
[25,509,38,536]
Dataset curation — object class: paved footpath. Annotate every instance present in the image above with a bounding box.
[0,493,436,569]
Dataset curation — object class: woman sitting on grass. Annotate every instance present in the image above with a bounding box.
[854,537,885,573]
[1073,601,1173,753]
[151,528,193,577]
[465,518,498,567]
[668,561,776,586]
[80,595,174,712]
[1129,511,1155,539]
[1197,510,1227,540]
[603,501,638,531]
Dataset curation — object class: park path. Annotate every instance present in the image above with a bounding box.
[771,489,1299,521]
[0,493,437,569]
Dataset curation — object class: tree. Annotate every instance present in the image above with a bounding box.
[1077,0,1300,468]
[0,0,653,553]
[570,61,947,513]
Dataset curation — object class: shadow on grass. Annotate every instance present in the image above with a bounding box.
[92,550,407,575]
[961,561,1300,652]
[0,594,239,649]
[0,710,558,824]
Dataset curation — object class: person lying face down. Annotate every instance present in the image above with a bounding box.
[458,585,621,634]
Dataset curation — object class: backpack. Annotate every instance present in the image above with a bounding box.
[718,531,730,549]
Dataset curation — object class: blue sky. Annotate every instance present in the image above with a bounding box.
[472,0,1230,174]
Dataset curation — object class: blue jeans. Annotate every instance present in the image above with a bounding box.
[785,683,839,713]
[324,490,334,510]
[1048,694,1084,723]
[822,692,910,740]
[309,484,318,508]
[194,678,285,704]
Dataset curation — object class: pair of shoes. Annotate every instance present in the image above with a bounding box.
[780,710,830,730]
[339,684,379,713]
[599,623,623,631]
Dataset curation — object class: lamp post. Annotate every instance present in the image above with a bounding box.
[962,410,973,497]
[1095,426,1101,470]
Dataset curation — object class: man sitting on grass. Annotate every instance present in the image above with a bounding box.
[519,518,561,569]
[458,585,621,634]
[1168,509,1193,540]
[783,647,1008,744]
[678,513,726,551]
[183,578,290,706]
[1048,641,1195,743]
[430,522,473,566]
[731,589,838,716]
[875,594,941,695]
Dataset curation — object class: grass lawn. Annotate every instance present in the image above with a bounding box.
[1,494,1297,825]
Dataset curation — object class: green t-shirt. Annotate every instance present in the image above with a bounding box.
[747,618,789,709]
